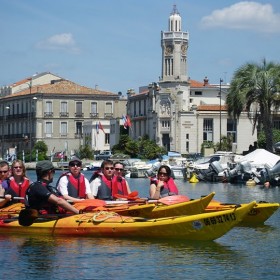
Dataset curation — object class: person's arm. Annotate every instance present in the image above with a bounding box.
[125,180,131,194]
[85,178,94,199]
[48,194,80,214]
[89,178,101,198]
[149,180,164,199]
[0,185,11,208]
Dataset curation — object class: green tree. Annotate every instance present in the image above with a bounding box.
[78,145,94,160]
[227,59,280,152]
[34,141,48,154]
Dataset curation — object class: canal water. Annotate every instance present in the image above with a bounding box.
[0,170,279,280]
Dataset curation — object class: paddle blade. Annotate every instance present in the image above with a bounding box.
[19,209,39,226]
[158,195,190,205]
[73,199,106,210]
[114,191,139,200]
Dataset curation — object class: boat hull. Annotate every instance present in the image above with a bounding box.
[206,201,280,225]
[0,201,256,241]
[106,192,215,218]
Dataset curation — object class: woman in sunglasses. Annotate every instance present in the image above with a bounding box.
[112,161,131,198]
[0,159,30,207]
[56,157,93,202]
[149,165,179,199]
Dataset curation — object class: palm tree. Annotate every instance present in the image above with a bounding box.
[227,59,280,152]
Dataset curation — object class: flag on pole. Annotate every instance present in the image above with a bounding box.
[126,115,132,128]
[96,122,99,134]
[98,121,105,133]
[122,115,128,129]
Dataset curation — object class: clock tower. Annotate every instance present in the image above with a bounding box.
[161,5,189,82]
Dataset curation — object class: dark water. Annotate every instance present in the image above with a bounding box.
[0,170,279,280]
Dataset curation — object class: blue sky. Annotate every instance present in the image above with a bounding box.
[1,0,280,94]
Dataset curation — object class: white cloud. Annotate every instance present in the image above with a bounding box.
[200,1,280,33]
[36,33,80,53]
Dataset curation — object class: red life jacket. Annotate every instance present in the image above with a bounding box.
[8,177,30,203]
[112,175,128,197]
[58,172,86,198]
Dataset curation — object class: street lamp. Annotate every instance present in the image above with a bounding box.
[1,106,10,160]
[219,78,223,149]
[29,96,37,162]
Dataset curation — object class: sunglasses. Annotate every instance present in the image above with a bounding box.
[0,170,9,174]
[104,167,114,170]
[69,162,82,167]
[115,168,124,171]
[159,172,168,176]
[13,166,23,169]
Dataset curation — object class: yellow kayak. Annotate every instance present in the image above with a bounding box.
[103,192,215,218]
[0,192,215,219]
[0,201,256,241]
[205,200,280,225]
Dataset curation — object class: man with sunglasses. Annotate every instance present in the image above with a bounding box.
[57,157,93,203]
[0,160,11,207]
[25,160,80,214]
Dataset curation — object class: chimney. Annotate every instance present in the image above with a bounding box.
[203,76,209,86]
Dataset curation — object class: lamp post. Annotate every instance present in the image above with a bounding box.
[219,78,223,149]
[1,106,10,160]
[29,96,37,162]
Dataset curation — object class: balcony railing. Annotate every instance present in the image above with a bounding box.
[60,112,69,117]
[75,112,84,117]
[104,113,113,118]
[90,112,99,118]
[44,112,54,117]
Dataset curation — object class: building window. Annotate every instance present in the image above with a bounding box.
[195,91,202,96]
[162,120,170,128]
[105,133,110,144]
[76,122,82,136]
[60,122,68,137]
[60,101,68,117]
[44,101,53,117]
[45,121,52,137]
[227,119,237,143]
[186,141,189,152]
[203,118,213,142]
[75,101,84,117]
[186,133,189,140]
[91,102,98,117]
[105,102,113,117]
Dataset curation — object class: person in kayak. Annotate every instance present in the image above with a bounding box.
[0,160,30,207]
[113,161,131,197]
[149,165,179,199]
[0,160,11,208]
[56,157,93,203]
[90,159,115,200]
[25,160,80,214]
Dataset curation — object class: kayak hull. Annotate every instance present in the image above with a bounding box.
[206,201,280,225]
[107,192,215,218]
[0,201,256,241]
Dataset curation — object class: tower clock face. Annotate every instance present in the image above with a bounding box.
[181,45,186,54]
[165,46,172,55]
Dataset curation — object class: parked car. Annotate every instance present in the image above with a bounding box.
[274,142,280,153]
[95,151,112,160]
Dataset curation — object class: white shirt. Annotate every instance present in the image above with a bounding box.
[89,177,101,197]
[57,174,92,196]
